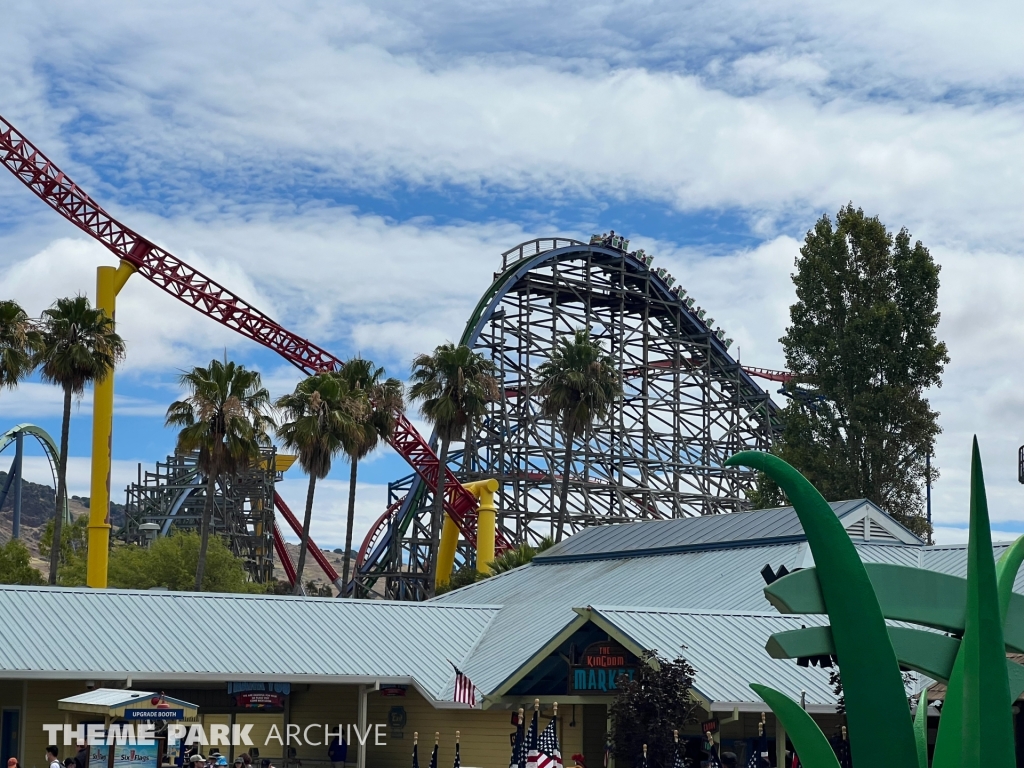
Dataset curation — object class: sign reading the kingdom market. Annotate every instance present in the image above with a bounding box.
[568,642,639,694]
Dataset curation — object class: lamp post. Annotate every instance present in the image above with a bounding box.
[926,452,932,533]
[138,522,160,548]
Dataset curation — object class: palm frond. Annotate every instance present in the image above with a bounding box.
[537,328,622,438]
[165,358,274,477]
[410,342,498,442]
[0,300,40,390]
[37,295,126,396]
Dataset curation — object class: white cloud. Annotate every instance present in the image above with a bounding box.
[1,0,1023,549]
[0,4,1022,251]
[274,474,389,551]
[18,456,143,500]
[931,526,969,545]
[0,381,166,419]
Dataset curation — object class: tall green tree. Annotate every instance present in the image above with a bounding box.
[38,295,126,584]
[537,329,622,542]
[0,299,41,395]
[410,343,498,597]
[166,359,273,590]
[337,358,404,595]
[487,536,554,575]
[275,372,356,595]
[774,205,948,537]
[107,532,266,593]
[40,514,89,586]
[0,539,44,585]
[609,652,700,768]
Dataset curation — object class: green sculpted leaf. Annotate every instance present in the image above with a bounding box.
[945,439,1015,767]
[766,625,1024,699]
[934,534,1024,768]
[996,535,1024,621]
[750,684,840,768]
[727,451,917,768]
[914,685,930,768]
[765,563,1024,652]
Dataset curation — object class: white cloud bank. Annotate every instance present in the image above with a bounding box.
[0,0,1022,543]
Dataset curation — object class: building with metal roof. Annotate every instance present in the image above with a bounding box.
[0,500,1020,768]
[0,586,498,703]
[431,499,1024,763]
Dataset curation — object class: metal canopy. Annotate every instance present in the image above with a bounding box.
[58,689,199,719]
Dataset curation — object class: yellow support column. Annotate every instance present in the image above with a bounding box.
[86,262,135,588]
[433,478,500,590]
[464,479,499,575]
[435,514,460,590]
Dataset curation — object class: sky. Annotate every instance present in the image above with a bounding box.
[1,0,1023,550]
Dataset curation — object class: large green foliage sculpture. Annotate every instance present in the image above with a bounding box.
[727,439,1021,768]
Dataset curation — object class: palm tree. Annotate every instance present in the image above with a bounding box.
[0,299,41,395]
[275,372,356,595]
[487,536,555,575]
[165,358,273,590]
[337,358,404,595]
[409,343,498,597]
[37,295,126,584]
[537,328,621,542]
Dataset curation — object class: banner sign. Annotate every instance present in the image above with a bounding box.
[113,744,158,768]
[87,740,110,768]
[124,709,184,721]
[701,718,719,735]
[379,686,407,697]
[568,642,639,694]
[234,692,285,710]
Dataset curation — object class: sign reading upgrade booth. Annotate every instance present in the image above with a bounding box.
[568,642,640,694]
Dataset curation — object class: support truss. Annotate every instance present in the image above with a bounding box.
[121,448,278,584]
[356,239,781,599]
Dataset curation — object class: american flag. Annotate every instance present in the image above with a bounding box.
[704,741,722,768]
[450,662,476,707]
[832,731,852,768]
[534,717,562,768]
[524,710,539,768]
[412,740,419,768]
[429,743,438,768]
[672,742,687,768]
[635,747,648,768]
[747,723,769,768]
[509,715,525,768]
[453,742,460,768]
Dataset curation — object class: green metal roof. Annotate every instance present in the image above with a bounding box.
[535,499,925,563]
[582,606,837,711]
[0,585,498,706]
[438,508,1022,703]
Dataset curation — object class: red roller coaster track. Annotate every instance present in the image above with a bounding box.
[0,113,510,586]
[741,366,794,384]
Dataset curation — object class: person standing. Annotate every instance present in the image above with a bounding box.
[327,736,346,768]
[46,746,61,768]
[74,741,89,768]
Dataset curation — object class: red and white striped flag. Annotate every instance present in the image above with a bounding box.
[532,717,562,768]
[450,662,476,707]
